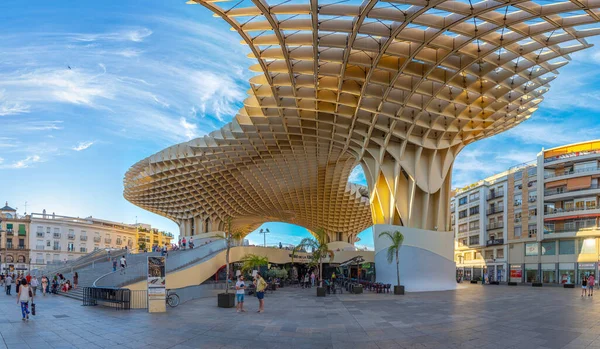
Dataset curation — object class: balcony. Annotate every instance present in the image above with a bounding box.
[544,206,600,219]
[116,239,122,245]
[469,225,480,232]
[53,246,60,251]
[35,245,45,250]
[80,236,88,241]
[544,220,598,235]
[545,184,600,198]
[36,232,44,238]
[487,191,505,201]
[93,237,101,243]
[487,222,504,230]
[6,230,14,236]
[16,245,26,250]
[53,233,61,239]
[6,244,13,249]
[545,150,600,164]
[487,206,504,215]
[485,239,504,246]
[545,166,600,180]
[68,234,75,240]
[105,238,112,244]
[35,259,44,264]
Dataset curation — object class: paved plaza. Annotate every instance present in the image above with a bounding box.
[1,285,600,349]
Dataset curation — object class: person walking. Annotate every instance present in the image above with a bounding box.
[41,276,48,296]
[254,272,267,313]
[588,274,595,296]
[30,276,39,296]
[235,275,247,313]
[120,255,127,274]
[182,237,187,249]
[310,272,315,287]
[582,275,588,297]
[17,279,32,321]
[5,274,12,295]
[73,272,79,289]
[112,258,118,272]
[303,273,309,289]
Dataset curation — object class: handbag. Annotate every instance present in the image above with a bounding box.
[31,303,36,316]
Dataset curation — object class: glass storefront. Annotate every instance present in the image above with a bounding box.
[525,264,539,283]
[496,265,504,282]
[541,263,556,283]
[578,263,596,284]
[559,262,575,284]
[473,267,483,281]
[464,268,472,281]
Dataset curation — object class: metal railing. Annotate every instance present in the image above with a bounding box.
[487,206,504,215]
[486,238,504,246]
[487,222,504,230]
[545,205,599,216]
[94,240,228,288]
[82,287,130,310]
[486,191,505,200]
[545,184,600,196]
[545,166,600,179]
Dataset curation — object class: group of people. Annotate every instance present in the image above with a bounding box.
[582,274,595,296]
[299,271,317,288]
[176,237,195,250]
[234,272,267,313]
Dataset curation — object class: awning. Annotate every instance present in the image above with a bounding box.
[567,176,591,191]
[545,179,567,189]
[339,256,364,267]
[545,213,600,222]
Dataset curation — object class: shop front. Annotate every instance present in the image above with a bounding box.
[559,263,575,284]
[525,264,539,283]
[542,263,556,283]
[510,265,523,283]
[578,262,596,284]
[483,264,506,282]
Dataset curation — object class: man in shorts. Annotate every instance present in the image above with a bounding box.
[235,275,246,312]
[254,272,267,313]
[120,255,127,274]
[588,274,595,296]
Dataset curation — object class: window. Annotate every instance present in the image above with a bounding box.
[514,226,522,238]
[525,243,538,256]
[80,246,87,253]
[514,211,522,223]
[514,183,523,191]
[514,171,523,180]
[528,192,537,202]
[469,206,480,215]
[53,241,60,250]
[46,240,50,247]
[528,167,537,177]
[459,223,468,233]
[18,239,24,248]
[542,241,555,255]
[579,238,596,254]
[529,208,537,217]
[46,227,51,234]
[464,252,473,261]
[574,161,598,171]
[67,243,74,252]
[469,221,479,231]
[475,252,482,259]
[496,249,504,259]
[514,194,522,206]
[528,180,537,188]
[459,210,468,219]
[485,250,494,260]
[469,192,480,201]
[469,235,479,245]
[559,240,575,255]
[528,224,537,237]
[459,197,468,206]
[18,224,26,236]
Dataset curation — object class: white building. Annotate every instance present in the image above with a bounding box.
[29,210,138,269]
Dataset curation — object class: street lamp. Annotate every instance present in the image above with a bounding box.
[259,228,270,247]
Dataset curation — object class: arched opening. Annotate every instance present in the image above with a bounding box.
[204,217,210,233]
[348,164,367,186]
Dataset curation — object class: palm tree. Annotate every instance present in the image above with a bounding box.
[292,228,334,288]
[378,230,404,288]
[240,254,269,273]
[214,217,244,294]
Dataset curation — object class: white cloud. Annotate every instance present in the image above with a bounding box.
[70,28,153,43]
[348,166,366,185]
[503,115,600,147]
[179,117,198,140]
[0,155,42,169]
[72,141,95,151]
[0,89,30,116]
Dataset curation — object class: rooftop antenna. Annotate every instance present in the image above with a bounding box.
[24,201,28,214]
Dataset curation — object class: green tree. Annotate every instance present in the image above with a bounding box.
[213,217,244,294]
[292,228,334,287]
[240,254,269,273]
[378,230,404,286]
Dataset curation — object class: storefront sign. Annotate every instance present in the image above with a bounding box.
[510,266,522,278]
[579,263,596,269]
[147,256,166,301]
[525,244,539,256]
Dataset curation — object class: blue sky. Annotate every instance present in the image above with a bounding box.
[1,0,599,249]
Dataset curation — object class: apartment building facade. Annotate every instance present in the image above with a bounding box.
[453,140,600,285]
[134,223,174,252]
[0,203,31,274]
[29,210,139,269]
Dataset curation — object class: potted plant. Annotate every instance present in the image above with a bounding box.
[378,230,405,295]
[240,254,269,274]
[292,228,334,297]
[216,217,244,308]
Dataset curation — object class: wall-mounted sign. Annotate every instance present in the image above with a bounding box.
[147,256,166,301]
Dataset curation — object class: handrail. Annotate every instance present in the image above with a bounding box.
[545,166,600,179]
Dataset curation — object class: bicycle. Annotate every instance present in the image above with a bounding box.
[166,289,180,307]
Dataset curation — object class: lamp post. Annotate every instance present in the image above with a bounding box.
[259,228,270,247]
